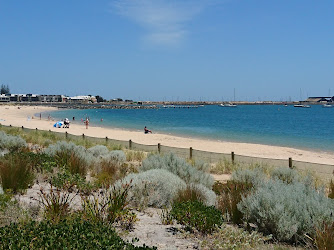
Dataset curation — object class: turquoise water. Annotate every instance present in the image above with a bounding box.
[48,105,334,152]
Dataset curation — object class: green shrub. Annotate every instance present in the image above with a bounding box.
[0,218,155,249]
[141,153,214,188]
[171,200,223,234]
[238,179,334,242]
[36,185,78,223]
[214,180,253,224]
[0,192,11,210]
[51,169,89,191]
[0,152,35,193]
[81,182,136,230]
[0,131,27,152]
[106,182,137,229]
[16,152,57,173]
[115,169,186,209]
[315,221,334,250]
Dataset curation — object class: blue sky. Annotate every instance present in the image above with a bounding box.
[0,0,333,101]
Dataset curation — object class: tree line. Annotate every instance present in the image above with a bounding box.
[1,84,10,95]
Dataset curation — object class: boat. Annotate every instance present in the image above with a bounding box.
[322,104,333,108]
[220,103,237,107]
[294,104,311,108]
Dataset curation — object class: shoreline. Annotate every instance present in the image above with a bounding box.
[1,105,334,165]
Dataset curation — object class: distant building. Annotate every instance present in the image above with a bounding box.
[0,94,10,102]
[20,94,40,102]
[111,98,123,102]
[305,97,334,103]
[69,95,97,103]
[40,95,67,102]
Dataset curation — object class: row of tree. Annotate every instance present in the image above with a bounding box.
[1,84,10,95]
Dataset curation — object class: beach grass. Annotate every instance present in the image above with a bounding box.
[0,124,124,150]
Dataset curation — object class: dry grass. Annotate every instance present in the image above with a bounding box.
[125,150,146,162]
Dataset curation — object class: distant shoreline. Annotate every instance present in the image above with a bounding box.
[0,101,328,110]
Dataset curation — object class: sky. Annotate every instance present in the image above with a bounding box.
[0,0,333,101]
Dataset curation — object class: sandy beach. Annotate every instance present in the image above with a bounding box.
[1,104,334,165]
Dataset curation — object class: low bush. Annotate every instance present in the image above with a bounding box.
[190,159,210,173]
[81,182,136,230]
[171,200,223,234]
[94,151,129,188]
[231,168,266,187]
[214,180,253,224]
[103,150,126,166]
[0,131,27,152]
[238,179,334,242]
[51,169,90,191]
[114,169,186,209]
[16,152,57,173]
[0,152,35,193]
[0,192,11,210]
[87,144,109,157]
[0,218,155,249]
[328,180,334,199]
[45,141,90,176]
[201,224,272,249]
[106,182,137,229]
[0,201,27,228]
[270,167,300,184]
[174,183,216,207]
[141,153,214,188]
[315,221,334,250]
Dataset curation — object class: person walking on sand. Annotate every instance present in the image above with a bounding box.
[144,126,152,134]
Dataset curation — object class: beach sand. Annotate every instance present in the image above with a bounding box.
[1,105,334,165]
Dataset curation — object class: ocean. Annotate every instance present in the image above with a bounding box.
[48,105,334,152]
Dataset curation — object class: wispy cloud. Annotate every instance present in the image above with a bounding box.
[111,0,214,46]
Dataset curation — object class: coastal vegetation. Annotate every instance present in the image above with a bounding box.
[0,129,333,249]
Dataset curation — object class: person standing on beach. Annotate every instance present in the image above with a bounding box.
[85,118,89,129]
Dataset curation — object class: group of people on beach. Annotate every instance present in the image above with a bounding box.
[51,114,153,134]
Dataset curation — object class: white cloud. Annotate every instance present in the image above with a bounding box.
[111,0,214,46]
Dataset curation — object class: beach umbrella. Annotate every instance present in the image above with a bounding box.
[53,121,63,128]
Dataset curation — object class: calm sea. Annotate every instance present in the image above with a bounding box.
[48,105,334,152]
